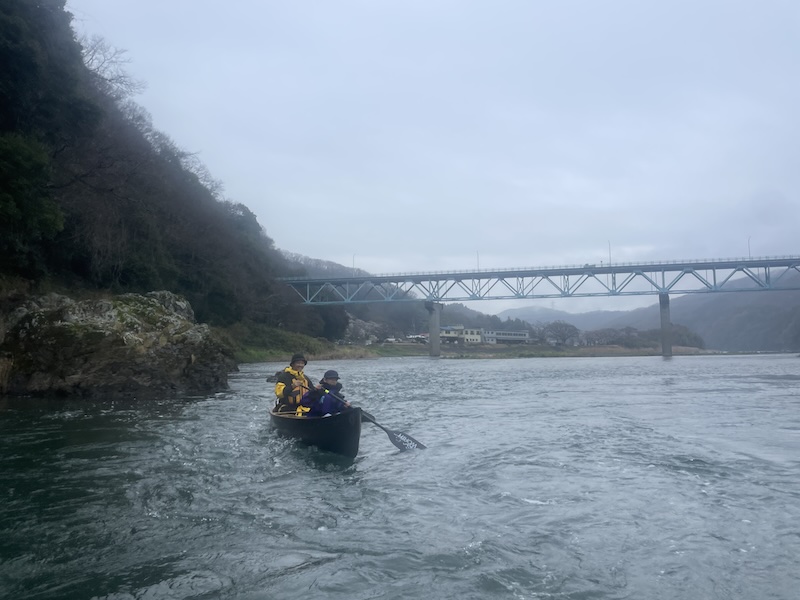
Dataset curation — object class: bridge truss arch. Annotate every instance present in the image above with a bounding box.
[279,256,800,305]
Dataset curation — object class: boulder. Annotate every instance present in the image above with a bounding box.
[0,291,237,398]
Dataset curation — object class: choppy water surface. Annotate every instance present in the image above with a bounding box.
[1,354,799,599]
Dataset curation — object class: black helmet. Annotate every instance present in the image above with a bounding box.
[290,353,307,366]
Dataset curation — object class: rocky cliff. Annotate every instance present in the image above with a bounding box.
[0,291,236,398]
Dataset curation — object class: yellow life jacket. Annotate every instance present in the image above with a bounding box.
[274,367,311,409]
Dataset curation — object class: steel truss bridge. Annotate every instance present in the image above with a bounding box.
[279,255,800,357]
[280,256,800,305]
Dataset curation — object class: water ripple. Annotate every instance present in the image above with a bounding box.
[1,355,799,599]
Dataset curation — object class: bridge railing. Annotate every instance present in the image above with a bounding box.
[278,255,800,281]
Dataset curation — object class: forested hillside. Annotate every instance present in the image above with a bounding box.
[603,289,800,352]
[0,0,346,339]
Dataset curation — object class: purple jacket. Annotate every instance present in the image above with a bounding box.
[300,384,345,417]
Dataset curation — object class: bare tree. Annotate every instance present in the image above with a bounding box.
[80,34,145,100]
[544,320,580,346]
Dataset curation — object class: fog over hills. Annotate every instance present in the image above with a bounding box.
[498,282,800,352]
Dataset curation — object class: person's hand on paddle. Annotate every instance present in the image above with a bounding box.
[322,389,349,407]
[317,386,348,407]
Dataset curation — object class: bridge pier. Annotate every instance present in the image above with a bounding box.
[425,301,442,357]
[659,293,673,358]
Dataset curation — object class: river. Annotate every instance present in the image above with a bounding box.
[1,354,799,599]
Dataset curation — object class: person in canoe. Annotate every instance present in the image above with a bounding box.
[300,370,351,417]
[274,353,314,413]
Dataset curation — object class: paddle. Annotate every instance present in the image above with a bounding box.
[358,407,427,452]
[311,385,426,451]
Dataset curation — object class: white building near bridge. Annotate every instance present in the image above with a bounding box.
[441,325,530,344]
[482,330,530,344]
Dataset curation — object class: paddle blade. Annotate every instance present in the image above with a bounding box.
[360,411,426,451]
[387,429,427,451]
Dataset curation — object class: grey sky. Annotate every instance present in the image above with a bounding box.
[66,1,800,313]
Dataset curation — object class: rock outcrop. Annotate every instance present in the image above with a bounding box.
[0,291,237,398]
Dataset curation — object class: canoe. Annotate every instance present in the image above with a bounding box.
[269,406,362,458]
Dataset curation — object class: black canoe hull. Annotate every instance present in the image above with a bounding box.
[270,407,362,458]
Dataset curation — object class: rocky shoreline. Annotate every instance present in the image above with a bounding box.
[0,290,740,399]
[0,291,236,398]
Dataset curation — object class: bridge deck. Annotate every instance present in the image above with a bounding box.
[278,256,800,304]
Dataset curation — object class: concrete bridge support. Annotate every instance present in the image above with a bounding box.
[425,301,442,357]
[659,293,673,358]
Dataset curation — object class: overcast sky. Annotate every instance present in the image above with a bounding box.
[66,1,799,313]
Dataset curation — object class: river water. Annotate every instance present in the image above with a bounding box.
[1,354,799,599]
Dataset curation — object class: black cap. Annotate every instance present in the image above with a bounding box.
[290,353,307,366]
[323,370,339,380]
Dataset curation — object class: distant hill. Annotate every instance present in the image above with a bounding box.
[498,280,800,352]
[495,306,632,331]
[604,289,800,352]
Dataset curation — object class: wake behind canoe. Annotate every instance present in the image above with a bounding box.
[269,406,362,458]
